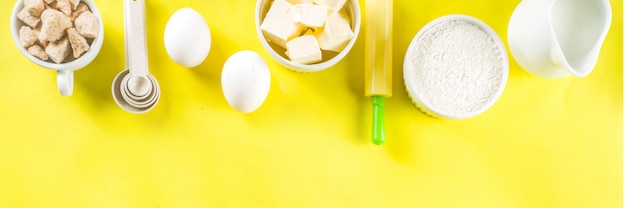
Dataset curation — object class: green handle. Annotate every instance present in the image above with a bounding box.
[371,96,386,145]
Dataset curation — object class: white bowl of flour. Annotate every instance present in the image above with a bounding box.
[403,15,508,119]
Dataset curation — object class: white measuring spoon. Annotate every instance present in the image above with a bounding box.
[112,0,160,114]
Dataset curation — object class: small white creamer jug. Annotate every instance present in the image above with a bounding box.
[508,0,612,78]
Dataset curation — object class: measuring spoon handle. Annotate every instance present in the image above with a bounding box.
[124,0,149,76]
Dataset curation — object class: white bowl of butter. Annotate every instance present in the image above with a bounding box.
[255,0,361,72]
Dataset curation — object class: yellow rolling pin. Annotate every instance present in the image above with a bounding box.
[365,0,393,145]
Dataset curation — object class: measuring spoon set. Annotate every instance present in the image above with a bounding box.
[111,0,160,114]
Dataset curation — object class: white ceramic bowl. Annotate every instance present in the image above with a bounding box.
[10,0,104,95]
[255,0,361,72]
[403,15,508,119]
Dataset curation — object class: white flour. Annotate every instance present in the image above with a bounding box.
[407,19,504,116]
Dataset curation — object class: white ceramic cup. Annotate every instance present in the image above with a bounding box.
[255,0,361,72]
[11,0,104,96]
[508,0,612,79]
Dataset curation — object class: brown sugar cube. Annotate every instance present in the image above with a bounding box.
[63,53,77,63]
[33,25,49,48]
[75,11,98,38]
[19,26,38,48]
[24,0,45,17]
[67,28,89,58]
[40,40,49,48]
[52,0,72,15]
[45,37,70,64]
[17,7,40,28]
[70,3,88,22]
[69,0,80,11]
[39,9,72,42]
[28,45,49,60]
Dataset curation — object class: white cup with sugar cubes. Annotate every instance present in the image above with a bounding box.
[11,0,104,96]
[255,0,361,72]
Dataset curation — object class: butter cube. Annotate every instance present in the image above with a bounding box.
[285,35,322,64]
[314,11,354,52]
[288,3,327,28]
[313,0,347,13]
[261,0,302,48]
[302,29,314,36]
[287,0,313,4]
[336,8,351,25]
[266,0,292,16]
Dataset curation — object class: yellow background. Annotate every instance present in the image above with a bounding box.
[0,0,622,207]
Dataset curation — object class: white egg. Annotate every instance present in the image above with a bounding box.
[164,8,211,68]
[222,51,271,113]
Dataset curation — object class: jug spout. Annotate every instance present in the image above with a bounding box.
[565,44,606,78]
[549,43,599,78]
[508,0,612,79]
[550,0,612,78]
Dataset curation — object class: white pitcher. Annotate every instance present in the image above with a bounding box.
[508,0,612,78]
